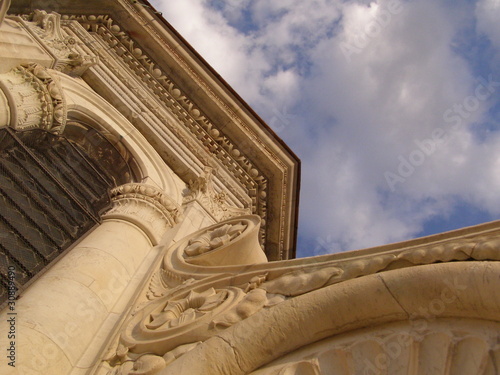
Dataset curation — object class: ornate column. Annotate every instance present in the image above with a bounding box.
[0,183,182,374]
[0,63,67,132]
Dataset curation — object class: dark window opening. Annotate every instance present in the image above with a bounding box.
[0,125,137,305]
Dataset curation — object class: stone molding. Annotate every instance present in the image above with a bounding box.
[162,261,500,375]
[122,0,297,258]
[58,12,270,247]
[0,63,66,133]
[104,183,183,245]
[252,319,500,374]
[22,10,98,75]
[100,221,500,374]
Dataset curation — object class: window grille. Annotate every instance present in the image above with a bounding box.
[0,127,134,305]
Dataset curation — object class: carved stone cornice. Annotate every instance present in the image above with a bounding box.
[104,183,183,245]
[59,13,269,247]
[0,63,66,133]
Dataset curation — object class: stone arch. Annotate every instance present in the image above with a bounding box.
[0,121,141,303]
[162,261,500,374]
[57,70,184,204]
[0,62,184,204]
[62,119,142,186]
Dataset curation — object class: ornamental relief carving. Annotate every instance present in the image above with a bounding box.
[22,10,98,75]
[184,221,247,257]
[0,63,67,133]
[106,183,183,230]
[183,167,252,223]
[104,183,183,244]
[102,221,500,374]
[58,12,270,247]
[148,219,500,303]
[105,280,285,375]
[253,324,500,375]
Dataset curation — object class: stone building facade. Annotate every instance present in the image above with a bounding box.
[0,1,499,374]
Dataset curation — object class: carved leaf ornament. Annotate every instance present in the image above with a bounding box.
[120,286,246,356]
[105,215,500,375]
[146,288,226,330]
[184,222,247,257]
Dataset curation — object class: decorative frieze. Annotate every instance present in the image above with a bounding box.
[0,63,66,133]
[255,323,500,375]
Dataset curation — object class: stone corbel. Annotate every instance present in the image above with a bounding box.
[0,63,67,133]
[26,10,98,75]
[104,183,183,245]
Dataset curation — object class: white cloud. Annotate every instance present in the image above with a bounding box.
[476,0,500,48]
[152,0,500,255]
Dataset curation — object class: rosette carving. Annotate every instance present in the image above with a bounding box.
[106,281,284,375]
[0,63,67,133]
[176,215,267,267]
[147,288,226,330]
[119,286,245,355]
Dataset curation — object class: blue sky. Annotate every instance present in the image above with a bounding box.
[150,0,500,257]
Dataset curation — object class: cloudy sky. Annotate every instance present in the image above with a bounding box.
[149,0,500,258]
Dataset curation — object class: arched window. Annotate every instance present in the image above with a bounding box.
[0,123,139,305]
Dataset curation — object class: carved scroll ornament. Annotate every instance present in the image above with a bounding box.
[183,167,252,222]
[184,221,247,257]
[103,218,500,374]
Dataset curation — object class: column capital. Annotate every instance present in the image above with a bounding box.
[0,63,67,133]
[104,183,183,245]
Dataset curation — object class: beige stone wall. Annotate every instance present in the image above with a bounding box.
[1,4,499,375]
[0,9,267,374]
